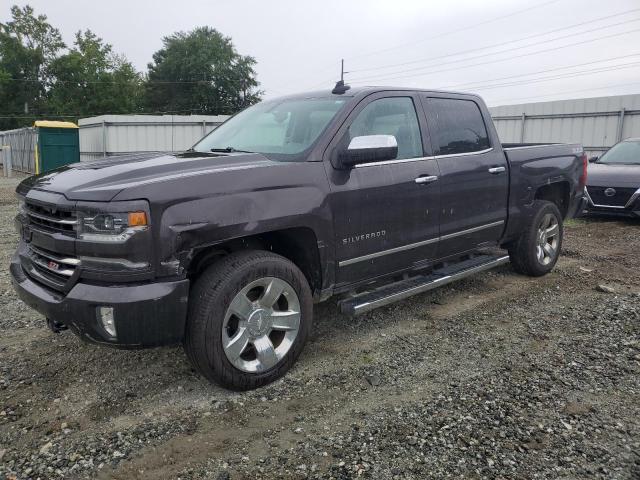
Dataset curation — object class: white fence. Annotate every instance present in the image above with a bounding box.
[0,127,37,173]
[78,114,230,162]
[489,94,640,157]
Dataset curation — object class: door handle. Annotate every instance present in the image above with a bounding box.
[415,175,438,185]
[488,166,506,174]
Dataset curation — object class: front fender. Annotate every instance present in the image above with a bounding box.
[154,162,335,288]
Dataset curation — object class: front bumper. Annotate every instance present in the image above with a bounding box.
[583,205,640,218]
[10,254,190,348]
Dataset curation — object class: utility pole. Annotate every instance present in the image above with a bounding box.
[341,59,344,83]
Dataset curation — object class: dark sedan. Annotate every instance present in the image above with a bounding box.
[585,138,640,217]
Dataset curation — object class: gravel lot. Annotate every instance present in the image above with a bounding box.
[0,176,638,479]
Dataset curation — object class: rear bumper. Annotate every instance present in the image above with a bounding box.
[569,195,589,218]
[10,254,190,348]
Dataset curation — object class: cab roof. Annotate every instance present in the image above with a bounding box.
[275,85,479,101]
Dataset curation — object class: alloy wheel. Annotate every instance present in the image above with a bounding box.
[536,213,560,266]
[222,277,301,373]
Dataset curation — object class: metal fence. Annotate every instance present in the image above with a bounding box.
[78,114,230,162]
[489,94,640,157]
[0,127,37,174]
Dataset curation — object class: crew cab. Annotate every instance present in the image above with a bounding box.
[11,85,587,390]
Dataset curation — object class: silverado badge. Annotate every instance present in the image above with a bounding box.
[342,230,386,245]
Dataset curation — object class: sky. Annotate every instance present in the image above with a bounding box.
[2,0,640,106]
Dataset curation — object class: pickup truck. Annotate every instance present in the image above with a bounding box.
[11,85,588,390]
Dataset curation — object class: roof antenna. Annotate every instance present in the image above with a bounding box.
[332,59,351,94]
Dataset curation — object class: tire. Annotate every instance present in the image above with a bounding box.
[184,250,313,391]
[508,200,563,277]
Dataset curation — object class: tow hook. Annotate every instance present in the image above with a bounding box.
[46,318,68,333]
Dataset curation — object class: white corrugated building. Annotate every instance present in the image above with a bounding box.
[489,94,640,157]
[78,114,229,162]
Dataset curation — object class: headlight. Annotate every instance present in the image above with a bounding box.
[78,211,148,242]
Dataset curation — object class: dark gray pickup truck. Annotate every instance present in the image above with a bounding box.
[11,86,587,390]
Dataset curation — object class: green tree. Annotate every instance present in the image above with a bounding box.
[145,27,261,115]
[47,30,144,118]
[0,5,64,129]
[1,7,262,130]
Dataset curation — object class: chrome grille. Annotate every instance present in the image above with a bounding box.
[27,245,80,285]
[25,201,77,235]
[587,186,636,207]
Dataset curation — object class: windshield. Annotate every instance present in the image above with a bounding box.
[193,97,347,160]
[597,140,640,165]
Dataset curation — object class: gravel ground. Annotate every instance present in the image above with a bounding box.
[0,176,638,479]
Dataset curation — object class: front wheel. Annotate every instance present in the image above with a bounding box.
[184,250,313,390]
[508,200,563,277]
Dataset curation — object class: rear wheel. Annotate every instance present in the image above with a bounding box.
[184,250,313,390]
[508,200,563,277]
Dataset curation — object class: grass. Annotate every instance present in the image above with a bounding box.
[565,218,587,227]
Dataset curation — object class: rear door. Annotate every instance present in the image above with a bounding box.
[421,94,508,258]
[325,92,441,287]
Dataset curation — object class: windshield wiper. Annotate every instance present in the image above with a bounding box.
[210,146,254,154]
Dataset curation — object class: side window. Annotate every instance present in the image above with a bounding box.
[348,97,423,160]
[427,98,490,155]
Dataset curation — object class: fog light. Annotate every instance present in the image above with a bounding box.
[97,306,116,338]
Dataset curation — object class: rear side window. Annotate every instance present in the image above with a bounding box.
[426,98,490,155]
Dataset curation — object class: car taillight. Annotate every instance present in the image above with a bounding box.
[579,152,588,188]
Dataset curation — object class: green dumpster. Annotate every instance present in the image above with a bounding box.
[34,120,80,174]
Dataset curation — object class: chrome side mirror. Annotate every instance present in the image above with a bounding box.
[339,135,398,168]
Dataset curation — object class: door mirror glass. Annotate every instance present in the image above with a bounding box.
[588,155,599,163]
[339,135,398,167]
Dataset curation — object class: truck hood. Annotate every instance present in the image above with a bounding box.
[16,151,277,202]
[587,162,640,188]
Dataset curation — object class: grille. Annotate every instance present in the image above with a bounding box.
[27,245,80,288]
[587,186,637,207]
[25,201,77,235]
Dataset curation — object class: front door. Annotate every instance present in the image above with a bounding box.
[421,95,508,258]
[325,92,441,287]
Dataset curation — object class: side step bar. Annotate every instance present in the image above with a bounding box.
[339,254,510,316]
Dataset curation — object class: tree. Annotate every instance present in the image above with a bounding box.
[47,30,144,118]
[0,7,263,130]
[145,27,261,115]
[0,5,64,129]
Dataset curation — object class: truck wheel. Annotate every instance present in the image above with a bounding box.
[184,250,313,390]
[508,200,563,277]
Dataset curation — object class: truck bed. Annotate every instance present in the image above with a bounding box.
[502,143,583,164]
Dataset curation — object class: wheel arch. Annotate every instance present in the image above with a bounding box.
[187,227,323,298]
[534,181,570,218]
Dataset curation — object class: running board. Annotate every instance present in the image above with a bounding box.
[339,254,510,316]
